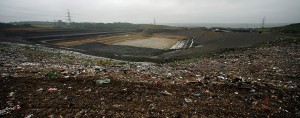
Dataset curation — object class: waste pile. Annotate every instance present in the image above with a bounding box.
[0,38,299,117]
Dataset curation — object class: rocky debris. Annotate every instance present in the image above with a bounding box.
[0,38,300,117]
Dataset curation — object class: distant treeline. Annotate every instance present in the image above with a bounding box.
[271,23,300,34]
[69,22,141,30]
[3,21,143,30]
[0,22,32,28]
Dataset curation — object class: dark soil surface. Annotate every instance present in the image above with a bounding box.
[158,31,277,60]
[1,76,298,118]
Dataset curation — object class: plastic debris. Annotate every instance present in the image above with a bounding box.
[36,88,44,92]
[217,76,225,80]
[263,98,270,103]
[25,114,33,118]
[47,72,58,78]
[9,92,15,97]
[75,109,87,118]
[161,90,173,95]
[95,79,111,85]
[261,104,271,112]
[48,88,58,92]
[63,96,68,100]
[84,88,92,92]
[13,105,21,110]
[63,75,70,78]
[180,102,188,107]
[0,107,10,116]
[184,98,193,103]
[149,103,156,110]
[194,93,201,97]
[1,73,9,77]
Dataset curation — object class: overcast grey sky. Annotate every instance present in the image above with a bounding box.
[0,0,299,23]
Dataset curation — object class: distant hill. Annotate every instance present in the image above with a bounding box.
[1,21,178,31]
[271,23,300,33]
[0,22,32,28]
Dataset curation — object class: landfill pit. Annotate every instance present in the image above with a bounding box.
[54,33,187,50]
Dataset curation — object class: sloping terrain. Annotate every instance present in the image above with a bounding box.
[0,36,299,117]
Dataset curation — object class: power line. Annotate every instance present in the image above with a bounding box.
[0,3,103,22]
[262,17,265,29]
[67,9,72,25]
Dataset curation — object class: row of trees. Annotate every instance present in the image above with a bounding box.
[0,22,32,28]
[67,22,141,30]
[271,23,300,34]
[6,21,142,30]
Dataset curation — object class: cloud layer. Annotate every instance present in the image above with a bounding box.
[0,0,299,23]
